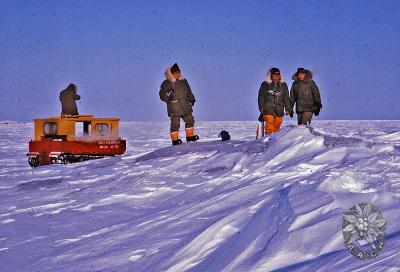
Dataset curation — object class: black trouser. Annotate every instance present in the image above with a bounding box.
[297,111,313,125]
[170,113,195,132]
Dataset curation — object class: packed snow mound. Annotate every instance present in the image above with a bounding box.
[373,131,400,144]
[1,121,400,271]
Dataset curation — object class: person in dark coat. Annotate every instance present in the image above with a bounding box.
[159,63,199,145]
[290,68,322,125]
[60,83,80,116]
[258,67,293,135]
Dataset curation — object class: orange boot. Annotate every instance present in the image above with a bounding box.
[185,127,199,142]
[170,131,182,145]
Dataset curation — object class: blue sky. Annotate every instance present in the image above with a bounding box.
[1,1,399,121]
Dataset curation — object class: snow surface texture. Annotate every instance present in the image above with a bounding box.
[1,120,400,272]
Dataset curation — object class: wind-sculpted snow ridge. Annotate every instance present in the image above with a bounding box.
[0,121,400,271]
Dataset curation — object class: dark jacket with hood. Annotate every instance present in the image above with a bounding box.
[60,84,80,115]
[258,71,292,117]
[290,70,321,114]
[159,68,196,117]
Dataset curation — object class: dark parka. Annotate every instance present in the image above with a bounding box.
[290,70,321,114]
[159,68,196,117]
[258,72,292,117]
[60,84,80,115]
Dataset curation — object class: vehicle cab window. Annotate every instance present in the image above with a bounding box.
[43,122,58,136]
[95,123,109,136]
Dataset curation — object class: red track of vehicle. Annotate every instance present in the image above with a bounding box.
[28,139,126,165]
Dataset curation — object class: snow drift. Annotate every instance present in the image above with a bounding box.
[0,121,400,271]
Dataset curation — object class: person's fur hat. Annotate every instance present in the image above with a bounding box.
[296,67,307,75]
[292,68,313,81]
[270,67,280,74]
[67,83,77,91]
[170,63,181,74]
[266,67,283,83]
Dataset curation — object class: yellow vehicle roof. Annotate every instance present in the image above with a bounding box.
[33,115,120,121]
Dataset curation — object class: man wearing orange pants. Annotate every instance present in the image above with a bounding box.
[258,67,293,135]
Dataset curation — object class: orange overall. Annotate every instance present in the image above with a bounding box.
[263,115,282,135]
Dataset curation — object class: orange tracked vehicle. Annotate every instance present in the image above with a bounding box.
[27,115,126,167]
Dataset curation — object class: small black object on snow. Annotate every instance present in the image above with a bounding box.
[218,130,230,141]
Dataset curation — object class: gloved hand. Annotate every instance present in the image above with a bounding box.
[166,90,174,101]
[314,101,322,116]
[190,100,196,106]
[76,95,81,100]
[314,101,322,109]
[258,113,264,122]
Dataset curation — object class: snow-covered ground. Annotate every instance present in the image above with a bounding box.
[1,120,400,271]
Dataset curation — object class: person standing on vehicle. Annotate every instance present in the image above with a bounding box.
[258,67,293,135]
[159,63,199,145]
[290,68,322,125]
[60,83,80,116]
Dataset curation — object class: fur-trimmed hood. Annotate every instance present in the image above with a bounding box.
[165,66,185,83]
[265,70,285,84]
[292,69,313,81]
